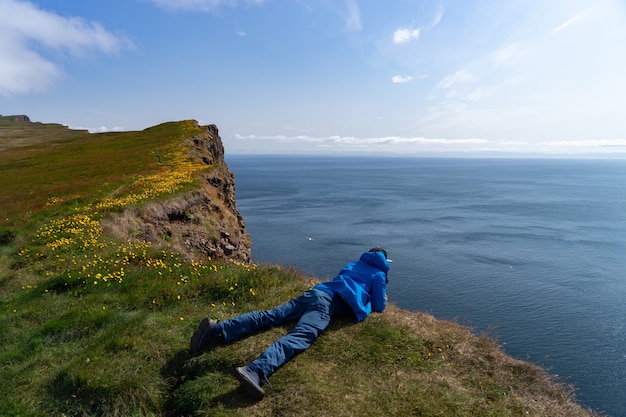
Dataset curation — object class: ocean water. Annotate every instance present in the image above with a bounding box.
[226,155,626,417]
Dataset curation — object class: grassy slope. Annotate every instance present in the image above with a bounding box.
[0,120,600,417]
[0,115,90,150]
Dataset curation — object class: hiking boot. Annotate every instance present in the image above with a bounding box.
[189,318,219,354]
[236,365,266,400]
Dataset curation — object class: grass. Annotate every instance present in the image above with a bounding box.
[0,118,601,416]
[0,115,90,149]
[0,118,203,228]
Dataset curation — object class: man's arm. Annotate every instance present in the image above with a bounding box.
[370,273,387,313]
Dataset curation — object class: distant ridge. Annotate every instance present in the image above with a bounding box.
[0,114,89,149]
[0,114,31,122]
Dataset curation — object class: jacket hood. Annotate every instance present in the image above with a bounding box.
[360,251,390,274]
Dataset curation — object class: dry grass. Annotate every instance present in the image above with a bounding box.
[176,302,600,417]
[380,305,597,417]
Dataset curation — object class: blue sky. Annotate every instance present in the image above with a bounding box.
[1,0,626,156]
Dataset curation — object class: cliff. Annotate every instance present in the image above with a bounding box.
[103,123,252,263]
[0,117,249,262]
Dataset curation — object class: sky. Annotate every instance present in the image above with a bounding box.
[1,0,626,156]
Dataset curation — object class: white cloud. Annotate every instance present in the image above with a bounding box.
[0,36,62,94]
[230,133,626,155]
[234,134,489,145]
[437,70,476,89]
[344,0,362,32]
[492,43,521,68]
[231,133,491,154]
[393,27,420,44]
[150,0,266,12]
[467,88,490,101]
[0,0,129,95]
[418,2,626,147]
[547,139,626,148]
[73,125,126,133]
[551,10,588,33]
[429,9,444,29]
[391,75,413,84]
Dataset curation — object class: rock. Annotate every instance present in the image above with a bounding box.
[103,121,252,263]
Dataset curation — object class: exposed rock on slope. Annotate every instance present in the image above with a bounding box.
[2,114,31,122]
[105,122,251,263]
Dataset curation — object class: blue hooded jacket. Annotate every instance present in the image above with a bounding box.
[314,251,390,322]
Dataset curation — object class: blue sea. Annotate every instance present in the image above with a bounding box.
[226,155,626,417]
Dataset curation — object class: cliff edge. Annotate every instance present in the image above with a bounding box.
[104,122,252,263]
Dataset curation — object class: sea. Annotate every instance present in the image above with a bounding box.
[225,155,626,417]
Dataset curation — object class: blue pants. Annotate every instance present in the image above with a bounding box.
[217,289,344,377]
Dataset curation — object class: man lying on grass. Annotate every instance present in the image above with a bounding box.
[190,247,391,400]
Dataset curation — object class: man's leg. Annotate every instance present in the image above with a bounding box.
[250,289,333,378]
[194,293,305,352]
[218,295,304,342]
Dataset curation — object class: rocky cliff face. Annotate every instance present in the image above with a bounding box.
[105,123,252,263]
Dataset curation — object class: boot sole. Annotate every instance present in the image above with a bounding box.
[236,367,266,401]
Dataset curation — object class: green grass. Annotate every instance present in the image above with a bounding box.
[0,119,202,228]
[0,252,302,416]
[0,118,600,416]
